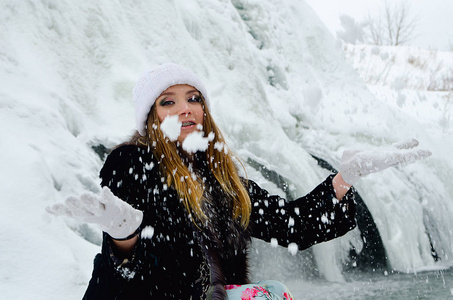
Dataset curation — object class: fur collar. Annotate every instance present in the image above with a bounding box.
[194,162,252,299]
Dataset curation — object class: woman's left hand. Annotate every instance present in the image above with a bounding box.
[339,139,431,185]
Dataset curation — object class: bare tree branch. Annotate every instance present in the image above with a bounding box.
[363,0,418,46]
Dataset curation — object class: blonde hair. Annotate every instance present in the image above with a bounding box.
[137,96,251,227]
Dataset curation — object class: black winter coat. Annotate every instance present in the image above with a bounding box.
[83,145,356,299]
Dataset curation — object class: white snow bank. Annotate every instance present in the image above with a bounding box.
[0,0,452,299]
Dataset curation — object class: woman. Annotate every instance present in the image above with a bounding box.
[47,63,431,299]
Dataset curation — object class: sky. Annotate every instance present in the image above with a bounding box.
[305,0,453,51]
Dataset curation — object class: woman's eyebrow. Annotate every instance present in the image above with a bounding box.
[159,91,175,97]
[186,89,199,95]
[159,89,199,97]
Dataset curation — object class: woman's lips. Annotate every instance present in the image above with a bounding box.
[181,121,196,129]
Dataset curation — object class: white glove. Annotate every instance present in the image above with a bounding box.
[340,139,432,185]
[46,186,143,240]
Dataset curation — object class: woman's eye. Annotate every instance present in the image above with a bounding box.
[159,99,174,106]
[188,95,201,103]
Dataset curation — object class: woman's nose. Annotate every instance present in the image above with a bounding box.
[178,103,191,116]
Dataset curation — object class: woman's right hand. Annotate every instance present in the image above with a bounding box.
[46,186,143,240]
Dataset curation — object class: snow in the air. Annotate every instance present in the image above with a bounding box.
[141,226,155,240]
[182,130,215,154]
[160,115,182,142]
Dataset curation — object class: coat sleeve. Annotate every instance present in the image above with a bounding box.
[248,174,356,250]
[99,145,155,213]
[84,145,154,297]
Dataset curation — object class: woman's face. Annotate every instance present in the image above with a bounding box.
[155,84,204,144]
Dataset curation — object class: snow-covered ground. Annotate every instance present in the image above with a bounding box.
[1,0,452,299]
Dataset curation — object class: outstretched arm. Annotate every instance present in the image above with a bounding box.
[332,173,351,200]
[248,175,356,250]
[112,235,139,257]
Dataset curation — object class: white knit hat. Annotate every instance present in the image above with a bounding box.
[132,63,210,136]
